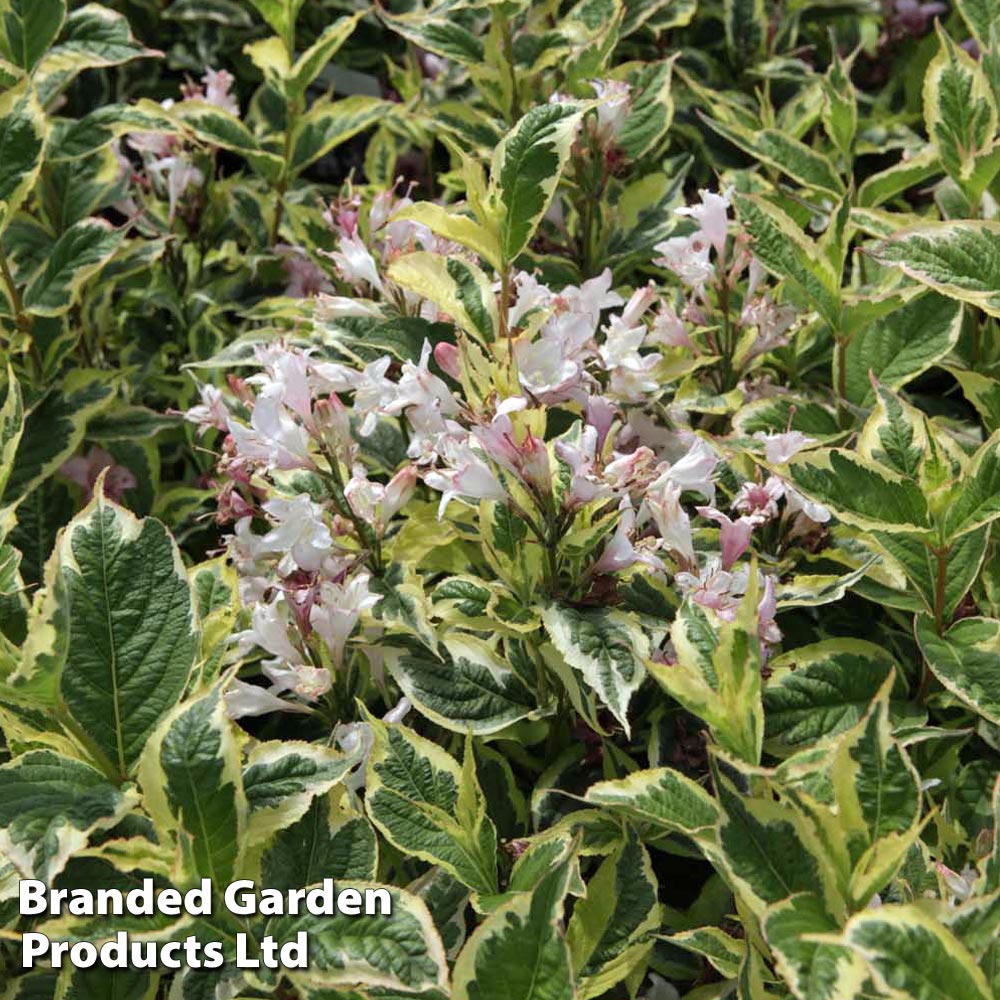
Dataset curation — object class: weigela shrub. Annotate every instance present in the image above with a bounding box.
[1,0,1000,998]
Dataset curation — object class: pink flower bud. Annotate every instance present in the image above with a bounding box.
[383,466,418,522]
[434,341,462,380]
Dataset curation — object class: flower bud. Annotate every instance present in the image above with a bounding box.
[383,465,418,522]
[434,341,462,380]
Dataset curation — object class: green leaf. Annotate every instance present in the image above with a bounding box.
[647,579,763,763]
[916,614,1000,725]
[0,0,66,70]
[385,636,536,735]
[857,146,941,208]
[388,253,499,343]
[242,741,361,847]
[715,768,834,916]
[22,218,123,317]
[784,449,930,534]
[491,102,584,264]
[50,101,176,161]
[583,766,720,837]
[705,117,844,196]
[763,640,912,754]
[170,101,282,182]
[56,488,197,777]
[0,89,46,229]
[542,603,648,736]
[392,201,503,273]
[873,220,1000,318]
[244,0,305,53]
[1,370,115,509]
[270,882,450,995]
[618,58,676,160]
[0,365,23,504]
[56,968,155,1000]
[138,689,245,884]
[261,793,377,891]
[0,749,136,881]
[733,193,841,327]
[724,0,765,65]
[923,25,998,190]
[38,4,160,81]
[287,12,361,98]
[289,95,392,175]
[943,429,1000,540]
[840,904,992,1000]
[764,894,867,1000]
[365,720,498,895]
[378,7,484,65]
[567,827,658,999]
[452,861,576,1000]
[957,0,1000,47]
[843,293,962,407]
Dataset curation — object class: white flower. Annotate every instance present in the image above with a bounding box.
[590,79,632,144]
[259,494,332,575]
[593,499,665,574]
[228,383,313,470]
[224,679,313,719]
[335,697,412,791]
[675,187,732,255]
[185,384,229,435]
[234,596,303,666]
[646,479,695,566]
[202,68,240,116]
[650,437,719,503]
[755,430,816,464]
[327,233,384,292]
[310,572,380,666]
[784,484,831,524]
[649,304,694,349]
[515,336,583,403]
[424,438,507,517]
[311,355,396,436]
[148,155,204,222]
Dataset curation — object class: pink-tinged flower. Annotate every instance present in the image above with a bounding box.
[585,395,618,452]
[202,68,240,116]
[433,341,461,379]
[676,559,744,620]
[646,480,695,566]
[473,413,551,493]
[313,393,353,458]
[61,447,137,502]
[227,384,314,470]
[675,188,732,256]
[509,271,554,328]
[593,500,665,575]
[936,862,976,903]
[649,304,695,349]
[741,296,797,358]
[310,572,380,666]
[755,430,816,464]
[326,233,384,292]
[733,476,785,522]
[184,383,230,435]
[384,466,418,522]
[250,345,314,423]
[757,575,781,651]
[277,246,332,298]
[697,507,755,569]
[554,427,614,506]
[590,79,632,144]
[515,336,584,404]
[388,340,461,427]
[611,282,658,333]
[424,438,507,517]
[604,446,658,491]
[311,355,396,437]
[259,494,332,574]
[652,234,714,292]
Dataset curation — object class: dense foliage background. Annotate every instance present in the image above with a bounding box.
[1,0,1000,997]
